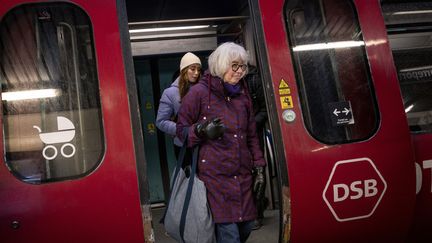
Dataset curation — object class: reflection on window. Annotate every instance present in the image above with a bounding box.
[284,0,378,144]
[384,2,432,133]
[394,51,432,133]
[0,3,105,183]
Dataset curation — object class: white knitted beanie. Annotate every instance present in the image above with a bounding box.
[180,52,201,71]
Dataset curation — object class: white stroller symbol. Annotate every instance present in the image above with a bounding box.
[33,116,76,160]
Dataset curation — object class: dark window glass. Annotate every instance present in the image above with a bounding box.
[383,2,432,133]
[0,3,105,183]
[284,0,378,144]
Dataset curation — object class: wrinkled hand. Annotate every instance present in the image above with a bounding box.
[253,167,265,202]
[195,118,225,140]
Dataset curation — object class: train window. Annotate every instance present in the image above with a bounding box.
[383,2,432,133]
[284,0,378,144]
[0,3,105,183]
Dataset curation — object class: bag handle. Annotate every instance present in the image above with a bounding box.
[160,127,191,225]
[170,128,189,188]
[179,145,199,241]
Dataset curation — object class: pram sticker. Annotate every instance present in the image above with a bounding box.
[33,116,76,160]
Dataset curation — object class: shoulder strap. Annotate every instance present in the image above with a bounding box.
[179,145,199,241]
[160,127,190,225]
[171,128,189,189]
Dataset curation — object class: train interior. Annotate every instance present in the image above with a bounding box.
[125,0,282,242]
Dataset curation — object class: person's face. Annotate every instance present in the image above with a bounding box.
[223,60,247,85]
[186,64,201,83]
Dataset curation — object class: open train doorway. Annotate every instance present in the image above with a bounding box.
[125,0,284,242]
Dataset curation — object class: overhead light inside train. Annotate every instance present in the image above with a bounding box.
[2,89,61,101]
[129,25,213,33]
[392,10,432,15]
[293,41,365,52]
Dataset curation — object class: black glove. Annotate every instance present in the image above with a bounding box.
[253,167,265,202]
[194,118,225,140]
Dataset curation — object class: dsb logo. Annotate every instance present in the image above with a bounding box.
[323,158,387,222]
[333,179,378,202]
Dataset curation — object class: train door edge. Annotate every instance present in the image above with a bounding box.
[116,0,153,242]
[249,0,290,242]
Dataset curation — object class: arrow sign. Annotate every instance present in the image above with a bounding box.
[328,101,354,126]
[343,108,350,115]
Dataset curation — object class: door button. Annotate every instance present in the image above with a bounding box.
[282,109,296,123]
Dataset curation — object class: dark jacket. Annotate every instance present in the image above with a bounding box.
[176,71,265,223]
[246,65,267,131]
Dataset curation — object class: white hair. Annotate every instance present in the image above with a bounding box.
[208,42,249,78]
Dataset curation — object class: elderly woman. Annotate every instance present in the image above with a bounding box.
[176,42,265,243]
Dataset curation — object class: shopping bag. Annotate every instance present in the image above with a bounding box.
[162,130,215,243]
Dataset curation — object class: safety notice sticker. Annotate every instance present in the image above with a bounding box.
[280,96,293,109]
[278,79,291,95]
[279,79,293,109]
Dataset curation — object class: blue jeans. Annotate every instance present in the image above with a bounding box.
[215,220,254,243]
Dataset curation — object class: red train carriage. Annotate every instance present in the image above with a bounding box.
[254,0,415,241]
[0,0,146,242]
[1,0,431,242]
[382,1,432,241]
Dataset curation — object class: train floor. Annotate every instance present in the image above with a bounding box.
[151,207,280,242]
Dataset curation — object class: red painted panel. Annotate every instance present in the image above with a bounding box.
[0,0,145,242]
[258,0,415,242]
[409,133,432,241]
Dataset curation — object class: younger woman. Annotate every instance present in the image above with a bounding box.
[156,52,202,156]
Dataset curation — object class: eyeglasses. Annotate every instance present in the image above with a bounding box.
[231,63,248,72]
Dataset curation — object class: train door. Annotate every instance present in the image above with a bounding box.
[133,54,209,204]
[250,0,416,241]
[135,57,171,204]
[127,2,284,241]
[0,1,146,242]
[382,1,432,241]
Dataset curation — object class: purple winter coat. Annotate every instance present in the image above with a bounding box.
[176,71,266,223]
